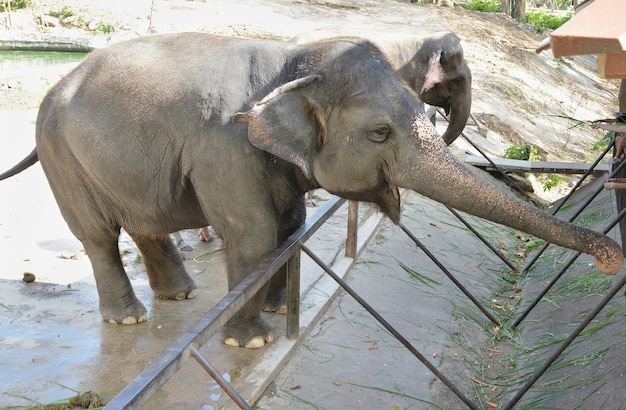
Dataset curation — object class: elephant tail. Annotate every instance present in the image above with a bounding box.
[0,148,39,181]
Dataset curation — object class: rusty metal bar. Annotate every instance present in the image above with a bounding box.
[437,108,532,201]
[503,272,626,410]
[522,145,623,274]
[300,242,479,410]
[190,346,252,410]
[105,196,346,409]
[286,246,301,340]
[345,200,359,258]
[548,140,614,216]
[446,206,517,271]
[400,223,501,326]
[513,205,626,327]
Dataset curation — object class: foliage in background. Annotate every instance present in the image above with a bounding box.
[466,0,502,12]
[504,145,565,191]
[527,10,571,33]
[0,0,30,12]
[96,21,115,34]
[49,6,75,18]
[504,145,540,162]
[592,131,614,152]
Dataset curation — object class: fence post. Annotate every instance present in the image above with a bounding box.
[286,246,301,339]
[345,201,358,258]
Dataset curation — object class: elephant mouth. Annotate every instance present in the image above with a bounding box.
[381,183,401,223]
[370,172,401,224]
[331,180,400,224]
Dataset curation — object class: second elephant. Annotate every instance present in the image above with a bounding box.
[295,30,471,145]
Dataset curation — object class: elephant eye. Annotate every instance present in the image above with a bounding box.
[368,125,391,143]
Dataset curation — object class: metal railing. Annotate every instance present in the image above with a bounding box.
[105,196,350,409]
[105,115,625,409]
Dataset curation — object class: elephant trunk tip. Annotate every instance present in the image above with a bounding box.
[594,242,624,275]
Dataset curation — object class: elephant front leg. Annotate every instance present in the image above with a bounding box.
[221,230,279,348]
[129,233,197,300]
[84,238,148,325]
[222,282,274,348]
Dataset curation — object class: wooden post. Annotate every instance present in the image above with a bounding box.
[346,200,358,258]
[286,247,301,340]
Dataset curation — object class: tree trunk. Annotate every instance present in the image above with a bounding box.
[511,0,525,21]
[501,0,510,15]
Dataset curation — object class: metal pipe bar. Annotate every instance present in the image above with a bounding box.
[503,272,626,410]
[400,223,501,326]
[286,247,301,340]
[548,140,614,216]
[105,196,346,409]
[300,243,479,410]
[437,108,531,201]
[513,205,626,327]
[446,206,517,271]
[190,346,252,410]
[522,154,626,274]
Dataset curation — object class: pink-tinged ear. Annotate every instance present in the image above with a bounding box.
[233,75,326,179]
[421,48,444,94]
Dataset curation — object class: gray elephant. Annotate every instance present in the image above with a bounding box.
[295,30,471,145]
[0,33,622,349]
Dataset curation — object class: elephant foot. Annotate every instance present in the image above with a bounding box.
[263,304,287,314]
[224,334,273,349]
[263,287,287,314]
[155,286,197,301]
[222,316,274,349]
[100,298,148,325]
[108,312,148,325]
[198,226,214,242]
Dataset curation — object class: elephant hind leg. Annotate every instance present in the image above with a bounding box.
[263,266,287,314]
[129,233,197,300]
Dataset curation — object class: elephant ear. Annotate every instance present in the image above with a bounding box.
[233,75,326,179]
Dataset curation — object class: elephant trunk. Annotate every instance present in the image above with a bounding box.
[394,116,623,275]
[440,77,471,146]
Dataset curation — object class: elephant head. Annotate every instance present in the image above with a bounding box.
[394,31,472,145]
[295,30,472,145]
[234,39,623,275]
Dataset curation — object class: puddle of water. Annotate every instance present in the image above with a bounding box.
[207,372,231,403]
[0,50,86,71]
[0,50,87,84]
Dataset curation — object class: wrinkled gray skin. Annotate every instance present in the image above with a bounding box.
[0,33,622,349]
[296,30,471,145]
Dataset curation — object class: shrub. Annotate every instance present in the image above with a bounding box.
[528,10,571,33]
[466,0,502,12]
[0,0,31,12]
[504,145,540,161]
[97,22,115,34]
[592,132,614,152]
[49,6,74,18]
[536,173,565,191]
[504,145,565,191]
